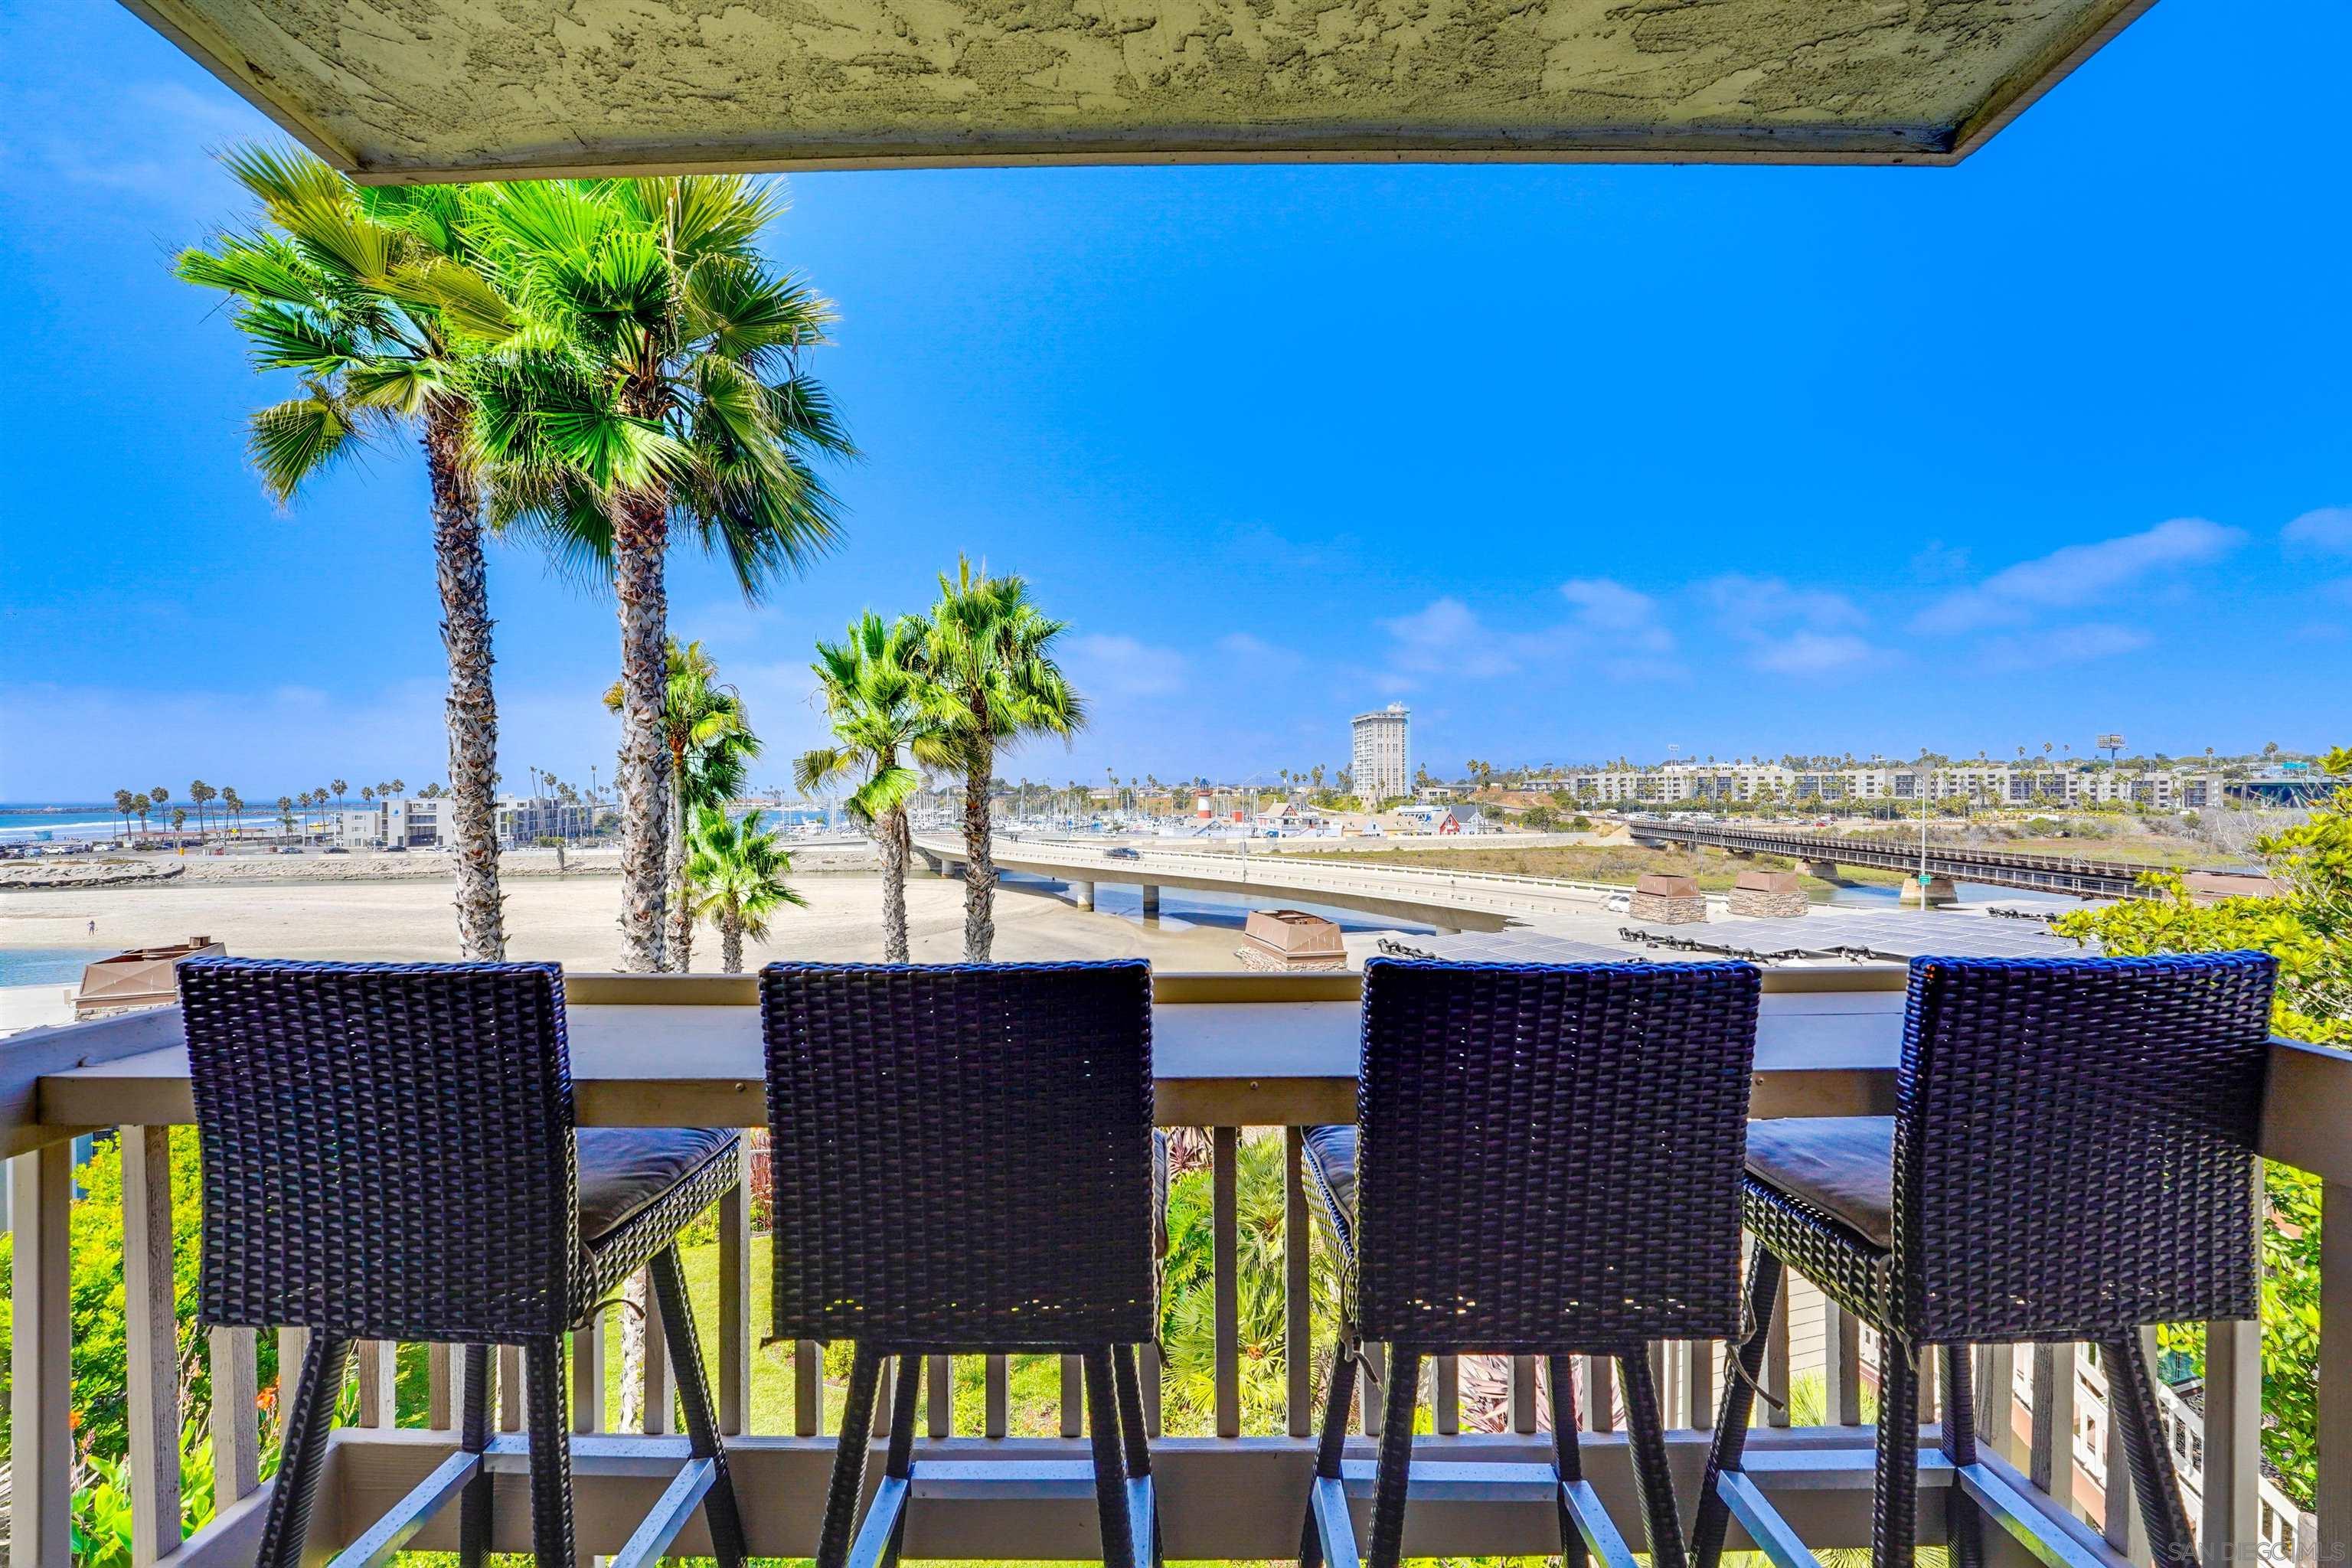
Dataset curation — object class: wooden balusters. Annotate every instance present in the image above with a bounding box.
[499,1342,525,1432]
[718,1152,751,1436]
[573,1312,607,1434]
[1212,1125,1241,1439]
[1062,1354,1084,1437]
[1824,1303,1863,1426]
[1285,1128,1314,1439]
[211,1326,263,1504]
[1435,1355,1460,1436]
[1510,1355,1540,1434]
[122,1126,182,1565]
[2317,1181,2352,1568]
[1974,1344,2015,1464]
[355,1341,397,1429]
[986,1355,1010,1439]
[929,1354,953,1437]
[10,1144,73,1564]
[1584,1354,1615,1434]
[795,1338,823,1437]
[2030,1342,2078,1511]
[642,1272,676,1434]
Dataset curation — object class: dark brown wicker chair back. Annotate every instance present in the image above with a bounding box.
[1893,952,2276,1342]
[1352,957,1761,1351]
[180,957,580,1341]
[760,961,1157,1350]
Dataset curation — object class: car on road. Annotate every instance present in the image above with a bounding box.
[1103,845,1142,860]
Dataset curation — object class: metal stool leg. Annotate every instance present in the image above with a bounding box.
[524,1336,577,1566]
[1872,1339,1921,1568]
[256,1333,354,1568]
[877,1355,923,1568]
[1694,1248,1785,1568]
[1114,1342,1162,1568]
[1368,1347,1422,1568]
[1941,1344,1985,1568]
[456,1341,493,1567]
[2102,1335,2198,1568]
[1300,1336,1361,1568]
[1085,1347,1137,1568]
[818,1345,886,1568]
[652,1244,750,1567]
[1548,1356,1589,1568]
[1619,1348,1688,1568]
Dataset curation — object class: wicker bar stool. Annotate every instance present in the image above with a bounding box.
[1298,956,1763,1568]
[178,957,750,1568]
[1692,952,2278,1568]
[762,960,1161,1568]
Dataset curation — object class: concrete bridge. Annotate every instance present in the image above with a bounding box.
[1621,819,2152,900]
[910,835,1635,933]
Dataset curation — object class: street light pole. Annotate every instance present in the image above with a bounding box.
[1918,750,1931,913]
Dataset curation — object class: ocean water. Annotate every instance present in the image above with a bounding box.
[0,948,113,987]
[0,802,122,841]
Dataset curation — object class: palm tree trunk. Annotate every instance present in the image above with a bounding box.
[962,746,995,960]
[720,910,743,975]
[424,401,507,962]
[612,490,670,973]
[880,807,912,962]
[666,750,696,972]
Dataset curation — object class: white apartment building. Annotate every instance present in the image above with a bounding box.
[1551,761,2226,812]
[323,795,597,850]
[1351,704,1411,805]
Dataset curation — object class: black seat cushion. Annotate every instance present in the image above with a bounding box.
[1744,1116,1895,1251]
[1301,1125,1358,1263]
[577,1127,740,1247]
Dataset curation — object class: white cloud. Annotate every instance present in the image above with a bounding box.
[38,81,258,223]
[1071,633,1188,697]
[1753,632,1878,676]
[1977,622,2152,673]
[1698,574,1883,678]
[1216,631,1305,671]
[1559,578,1663,636]
[1379,598,1523,679]
[1701,574,1867,632]
[2285,507,2352,557]
[1912,518,2243,634]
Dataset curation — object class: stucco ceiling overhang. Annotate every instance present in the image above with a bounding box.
[119,0,2154,180]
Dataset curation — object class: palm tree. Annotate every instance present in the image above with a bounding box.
[172,808,188,838]
[683,806,806,973]
[603,639,760,972]
[189,780,216,841]
[178,145,511,959]
[277,796,296,841]
[465,175,852,972]
[150,786,172,834]
[797,611,939,962]
[132,793,152,839]
[113,789,135,839]
[223,787,244,836]
[913,558,1085,960]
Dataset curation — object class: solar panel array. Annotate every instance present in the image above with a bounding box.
[1378,931,1642,965]
[1616,910,2100,963]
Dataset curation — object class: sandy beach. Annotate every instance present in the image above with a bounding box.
[0,870,1269,972]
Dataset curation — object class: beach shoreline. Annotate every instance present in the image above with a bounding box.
[0,868,1262,973]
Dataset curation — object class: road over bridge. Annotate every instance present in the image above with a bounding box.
[1622,819,2152,900]
[910,836,1636,933]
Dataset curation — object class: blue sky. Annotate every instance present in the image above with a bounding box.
[2,1,2346,801]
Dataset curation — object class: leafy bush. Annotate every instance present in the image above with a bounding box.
[2055,746,2351,1506]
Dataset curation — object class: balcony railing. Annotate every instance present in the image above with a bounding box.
[5,967,2347,1566]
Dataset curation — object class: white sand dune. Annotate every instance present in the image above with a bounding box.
[0,871,1257,972]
